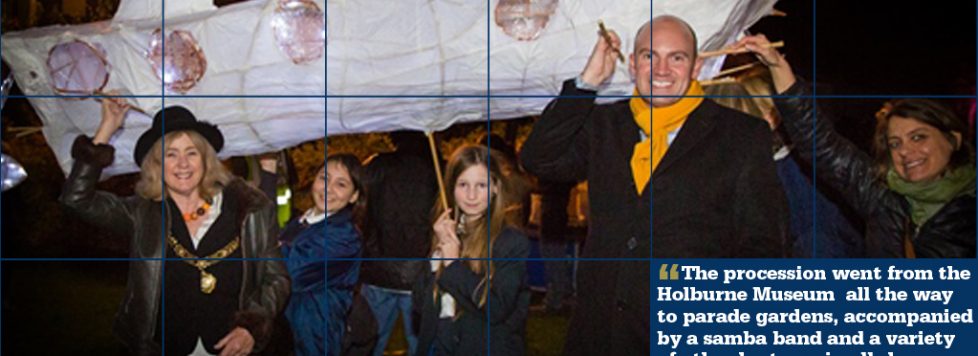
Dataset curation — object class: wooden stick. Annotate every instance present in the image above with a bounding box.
[93,90,149,115]
[699,77,738,87]
[598,20,626,63]
[7,126,43,138]
[426,131,449,211]
[700,41,784,58]
[713,62,760,78]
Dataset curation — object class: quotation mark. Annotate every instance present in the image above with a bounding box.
[659,264,680,280]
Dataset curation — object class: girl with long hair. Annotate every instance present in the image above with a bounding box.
[413,145,530,355]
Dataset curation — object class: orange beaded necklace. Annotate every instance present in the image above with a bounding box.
[182,201,212,222]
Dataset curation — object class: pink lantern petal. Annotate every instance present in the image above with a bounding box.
[495,0,559,41]
[271,0,326,64]
[46,40,110,94]
[147,29,207,93]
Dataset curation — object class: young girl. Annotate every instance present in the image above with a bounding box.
[281,154,365,355]
[413,145,530,356]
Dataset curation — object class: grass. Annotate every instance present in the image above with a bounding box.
[1,264,569,355]
[2,262,128,355]
[526,311,570,356]
[379,291,570,356]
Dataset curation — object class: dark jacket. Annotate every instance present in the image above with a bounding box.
[412,227,530,356]
[60,136,290,355]
[520,79,788,355]
[774,82,976,258]
[280,207,362,356]
[360,151,438,290]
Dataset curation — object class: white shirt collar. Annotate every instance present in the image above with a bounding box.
[190,192,222,249]
[301,208,326,225]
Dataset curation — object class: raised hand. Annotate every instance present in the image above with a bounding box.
[734,34,796,93]
[433,209,461,264]
[580,28,623,88]
[92,91,131,145]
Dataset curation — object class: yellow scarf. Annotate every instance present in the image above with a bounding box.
[629,81,704,195]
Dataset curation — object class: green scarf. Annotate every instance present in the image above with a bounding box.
[886,165,976,227]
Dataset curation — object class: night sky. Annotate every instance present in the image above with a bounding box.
[749,0,976,150]
[752,0,976,96]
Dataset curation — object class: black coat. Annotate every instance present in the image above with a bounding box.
[520,79,788,355]
[775,82,976,258]
[361,150,438,290]
[60,136,290,355]
[412,227,530,356]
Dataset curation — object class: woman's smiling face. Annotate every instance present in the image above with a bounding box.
[324,161,359,214]
[887,115,960,183]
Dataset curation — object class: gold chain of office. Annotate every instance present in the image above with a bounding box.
[166,236,240,294]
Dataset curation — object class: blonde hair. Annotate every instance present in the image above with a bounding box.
[134,130,232,201]
[431,145,512,309]
[705,67,776,120]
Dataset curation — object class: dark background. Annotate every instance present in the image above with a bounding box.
[752,0,976,96]
[751,0,976,151]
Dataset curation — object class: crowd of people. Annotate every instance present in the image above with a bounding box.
[58,14,974,356]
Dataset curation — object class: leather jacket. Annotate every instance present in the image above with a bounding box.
[774,82,976,258]
[60,136,290,355]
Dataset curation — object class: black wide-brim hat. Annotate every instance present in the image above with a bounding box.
[133,106,224,166]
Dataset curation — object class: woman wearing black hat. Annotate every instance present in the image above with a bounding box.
[60,97,290,356]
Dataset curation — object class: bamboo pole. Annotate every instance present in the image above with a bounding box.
[598,20,626,63]
[7,126,43,138]
[699,76,738,87]
[426,131,449,211]
[700,41,784,58]
[713,62,761,78]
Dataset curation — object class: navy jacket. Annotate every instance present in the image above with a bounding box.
[412,227,530,356]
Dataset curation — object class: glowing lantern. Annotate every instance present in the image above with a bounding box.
[1,154,28,192]
[147,29,207,93]
[47,40,110,95]
[271,0,326,64]
[494,0,559,41]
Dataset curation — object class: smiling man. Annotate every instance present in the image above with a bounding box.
[521,15,788,355]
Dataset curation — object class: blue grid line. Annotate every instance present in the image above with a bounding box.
[1,1,4,350]
[487,2,493,354]
[4,256,845,262]
[9,93,978,100]
[4,94,326,99]
[648,3,655,356]
[0,256,655,262]
[323,2,330,354]
[811,0,818,258]
[160,1,167,353]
